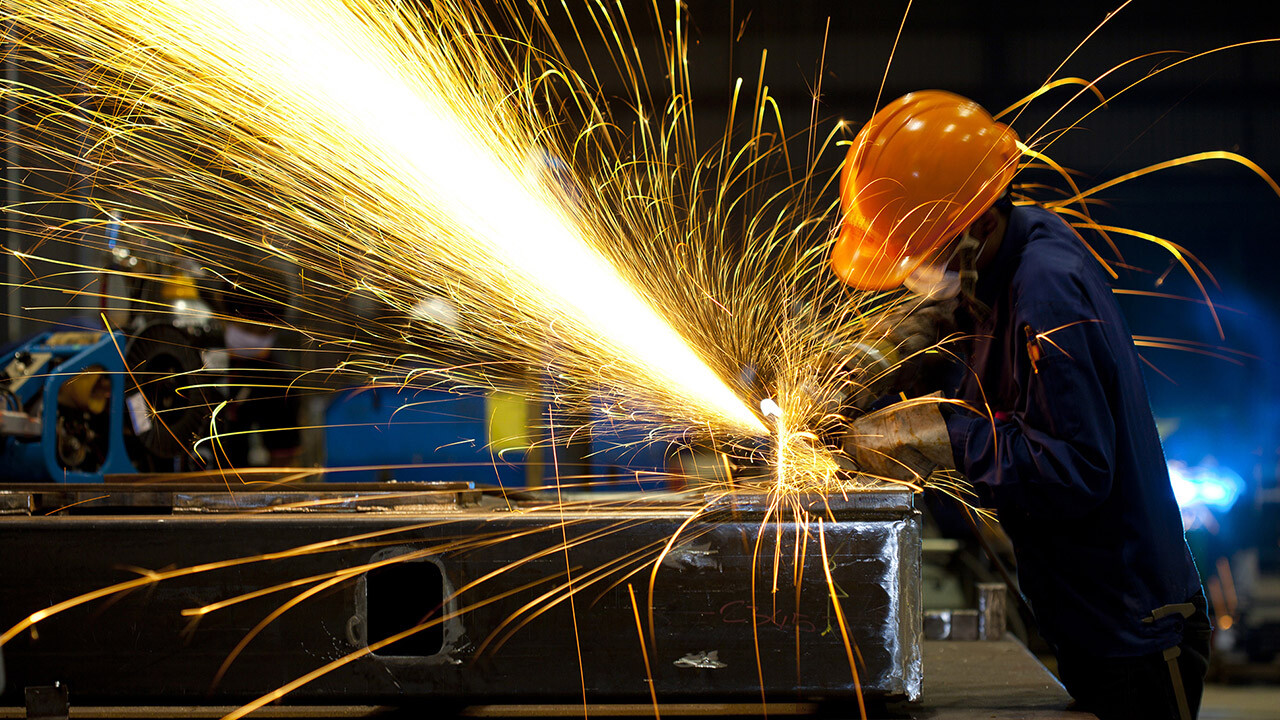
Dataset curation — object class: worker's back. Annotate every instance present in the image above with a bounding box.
[947,204,1203,657]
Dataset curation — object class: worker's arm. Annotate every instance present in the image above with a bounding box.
[946,289,1118,518]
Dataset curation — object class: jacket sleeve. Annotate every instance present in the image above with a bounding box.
[945,292,1118,519]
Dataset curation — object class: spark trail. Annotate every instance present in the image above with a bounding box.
[3,0,767,440]
[3,1,1275,494]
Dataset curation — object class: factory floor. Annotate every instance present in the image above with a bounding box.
[1202,683,1280,719]
[1032,650,1280,719]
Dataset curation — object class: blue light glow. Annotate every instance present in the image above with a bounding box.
[106,211,120,250]
[1168,460,1244,511]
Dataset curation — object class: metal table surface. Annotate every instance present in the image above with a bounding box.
[896,639,1095,719]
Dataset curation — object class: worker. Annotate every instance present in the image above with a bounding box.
[832,91,1211,720]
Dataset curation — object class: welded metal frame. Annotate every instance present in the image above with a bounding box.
[0,483,921,705]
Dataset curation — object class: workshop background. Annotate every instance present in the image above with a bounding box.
[4,0,1280,715]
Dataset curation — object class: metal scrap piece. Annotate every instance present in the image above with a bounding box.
[673,650,727,669]
[660,540,722,572]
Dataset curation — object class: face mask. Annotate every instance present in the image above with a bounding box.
[903,232,971,299]
[903,264,961,299]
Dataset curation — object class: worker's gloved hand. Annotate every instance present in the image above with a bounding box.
[843,395,954,483]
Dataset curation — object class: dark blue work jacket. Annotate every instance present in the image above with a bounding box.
[944,205,1203,657]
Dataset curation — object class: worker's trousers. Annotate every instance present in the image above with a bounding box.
[1055,592,1212,720]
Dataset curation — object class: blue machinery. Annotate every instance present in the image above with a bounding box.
[0,331,139,482]
[323,385,670,488]
[2,329,671,487]
[0,325,205,482]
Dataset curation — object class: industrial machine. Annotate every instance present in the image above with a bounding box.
[323,386,671,489]
[0,324,209,482]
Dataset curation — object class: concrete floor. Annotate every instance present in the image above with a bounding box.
[1202,684,1280,719]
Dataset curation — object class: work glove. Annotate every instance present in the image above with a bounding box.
[843,395,954,483]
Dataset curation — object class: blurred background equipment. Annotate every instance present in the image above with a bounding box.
[0,324,208,482]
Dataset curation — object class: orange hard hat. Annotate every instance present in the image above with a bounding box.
[831,91,1021,290]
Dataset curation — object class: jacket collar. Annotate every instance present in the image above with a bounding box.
[974,206,1030,307]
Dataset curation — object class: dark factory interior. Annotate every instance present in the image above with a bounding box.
[3,1,1279,718]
